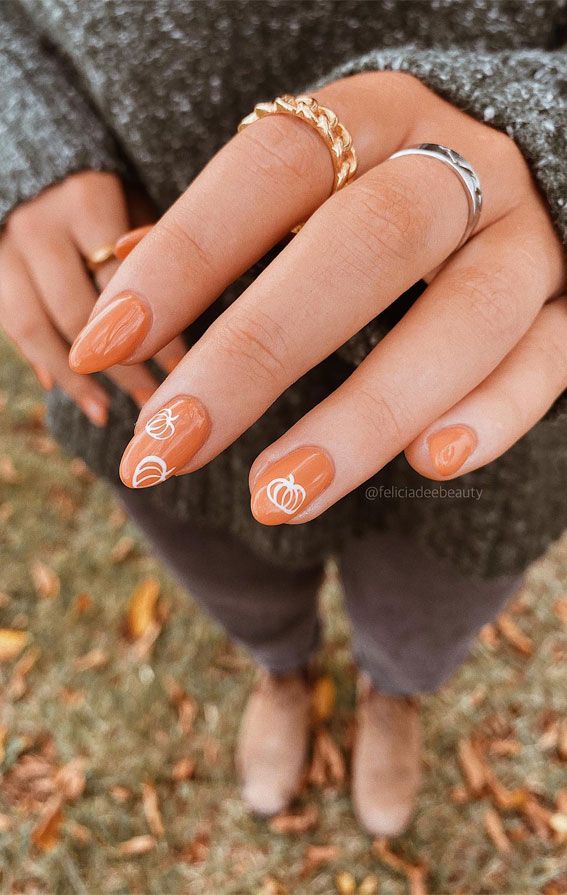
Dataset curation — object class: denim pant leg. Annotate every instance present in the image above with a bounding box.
[338,529,522,695]
[118,487,323,675]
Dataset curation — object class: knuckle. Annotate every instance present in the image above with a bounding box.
[239,116,316,187]
[158,215,215,276]
[211,308,290,389]
[449,265,521,343]
[353,381,413,445]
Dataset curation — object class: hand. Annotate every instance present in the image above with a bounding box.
[68,73,566,522]
[0,172,185,425]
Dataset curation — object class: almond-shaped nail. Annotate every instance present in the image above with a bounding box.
[114,225,154,261]
[428,425,476,476]
[251,446,334,526]
[69,293,151,374]
[120,395,210,489]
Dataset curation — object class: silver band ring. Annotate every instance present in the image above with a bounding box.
[388,143,483,251]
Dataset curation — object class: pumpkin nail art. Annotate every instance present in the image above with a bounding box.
[250,446,334,525]
[69,292,151,374]
[428,425,476,476]
[120,395,210,489]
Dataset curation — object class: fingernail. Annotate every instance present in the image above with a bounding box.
[132,386,156,407]
[79,396,108,428]
[428,425,476,476]
[250,446,334,526]
[114,225,153,261]
[120,395,210,489]
[32,365,54,390]
[69,293,151,374]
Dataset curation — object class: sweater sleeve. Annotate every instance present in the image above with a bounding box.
[0,3,124,226]
[310,45,567,367]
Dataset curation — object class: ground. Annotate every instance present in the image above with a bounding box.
[0,335,566,895]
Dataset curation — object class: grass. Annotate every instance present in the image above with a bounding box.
[0,333,566,895]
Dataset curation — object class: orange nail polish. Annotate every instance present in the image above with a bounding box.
[32,365,54,390]
[428,425,476,476]
[114,225,154,261]
[250,446,334,526]
[120,395,210,489]
[69,293,151,374]
[79,397,108,428]
[132,386,156,407]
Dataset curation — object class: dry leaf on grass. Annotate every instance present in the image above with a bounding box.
[484,807,512,854]
[31,561,60,599]
[556,789,567,813]
[549,813,567,843]
[70,458,95,481]
[497,614,534,656]
[358,876,380,895]
[335,871,356,894]
[171,757,196,781]
[490,737,521,757]
[270,803,319,835]
[110,785,133,803]
[142,782,164,838]
[259,878,287,895]
[558,719,567,761]
[127,578,160,639]
[5,646,41,700]
[373,839,428,895]
[521,795,553,839]
[31,797,63,852]
[0,456,19,483]
[73,649,109,672]
[163,677,198,735]
[0,814,13,833]
[177,830,210,863]
[118,834,156,857]
[301,844,339,877]
[111,536,136,563]
[72,592,93,615]
[311,676,336,724]
[478,623,499,650]
[55,758,86,801]
[67,820,92,844]
[308,728,346,788]
[0,629,28,662]
[552,598,567,625]
[457,737,487,795]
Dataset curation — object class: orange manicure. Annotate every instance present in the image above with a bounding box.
[114,225,154,261]
[69,292,151,374]
[250,446,334,526]
[428,425,476,476]
[120,395,210,489]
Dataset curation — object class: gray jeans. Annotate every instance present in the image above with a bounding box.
[119,488,521,695]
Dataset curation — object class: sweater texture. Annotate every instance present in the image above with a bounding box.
[1,0,565,576]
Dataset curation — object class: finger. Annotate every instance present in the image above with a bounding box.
[68,73,447,373]
[21,233,160,408]
[404,296,567,479]
[114,225,154,261]
[246,212,558,524]
[0,247,109,426]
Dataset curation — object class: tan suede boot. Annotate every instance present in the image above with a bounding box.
[236,671,311,816]
[352,676,422,836]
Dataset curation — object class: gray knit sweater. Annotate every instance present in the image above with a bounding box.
[1,0,566,576]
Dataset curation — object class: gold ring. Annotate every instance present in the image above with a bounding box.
[85,243,116,272]
[238,94,358,230]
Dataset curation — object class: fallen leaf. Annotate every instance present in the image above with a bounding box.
[479,623,499,650]
[118,834,156,856]
[31,561,60,599]
[142,782,164,838]
[111,536,136,563]
[163,677,198,735]
[372,839,428,895]
[311,676,336,724]
[549,812,567,843]
[310,728,346,787]
[177,830,210,863]
[358,876,380,895]
[553,598,567,625]
[55,758,86,801]
[335,871,356,894]
[72,593,93,615]
[0,629,28,662]
[270,804,319,835]
[489,737,521,757]
[70,458,95,481]
[497,614,534,656]
[0,814,13,832]
[110,785,132,803]
[67,821,92,844]
[259,878,287,895]
[0,456,19,483]
[556,789,567,813]
[484,807,512,854]
[171,757,196,781]
[32,798,63,852]
[0,591,11,608]
[521,795,553,839]
[127,578,160,639]
[301,844,339,876]
[73,648,108,672]
[449,785,469,804]
[485,769,527,811]
[457,737,486,795]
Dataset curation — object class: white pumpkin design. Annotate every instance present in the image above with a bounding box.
[132,455,176,488]
[145,407,180,441]
[266,473,306,515]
